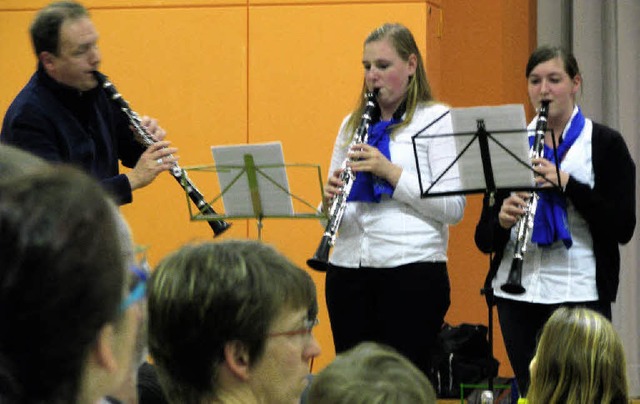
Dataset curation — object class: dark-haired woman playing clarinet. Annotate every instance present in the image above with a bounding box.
[320,23,465,378]
[475,45,636,397]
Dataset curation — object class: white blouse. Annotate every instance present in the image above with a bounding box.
[328,103,466,269]
[493,106,598,303]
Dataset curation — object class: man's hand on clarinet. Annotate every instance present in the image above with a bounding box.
[126,141,178,191]
[140,115,166,141]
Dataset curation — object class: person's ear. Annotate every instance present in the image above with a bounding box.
[90,323,119,372]
[571,73,582,95]
[407,53,418,76]
[39,51,56,74]
[224,340,251,381]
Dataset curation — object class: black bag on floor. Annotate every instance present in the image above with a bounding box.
[429,323,500,398]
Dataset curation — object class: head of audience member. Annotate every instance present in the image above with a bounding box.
[0,166,143,403]
[108,244,153,404]
[527,307,628,404]
[307,341,436,404]
[148,240,321,404]
[525,45,581,124]
[0,144,49,176]
[31,1,100,91]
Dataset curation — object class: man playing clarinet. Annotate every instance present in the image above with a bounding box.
[1,1,176,205]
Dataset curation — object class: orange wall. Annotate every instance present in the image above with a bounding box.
[0,0,535,376]
[439,0,537,377]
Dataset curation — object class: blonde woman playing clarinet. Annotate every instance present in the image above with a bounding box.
[319,23,465,380]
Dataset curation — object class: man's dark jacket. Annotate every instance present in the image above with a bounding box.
[1,65,145,204]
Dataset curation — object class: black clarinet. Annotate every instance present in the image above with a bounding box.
[307,90,378,271]
[501,100,550,293]
[93,71,231,237]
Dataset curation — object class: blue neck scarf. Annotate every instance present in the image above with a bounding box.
[531,107,585,247]
[347,119,396,203]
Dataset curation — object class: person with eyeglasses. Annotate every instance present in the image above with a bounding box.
[106,248,154,404]
[147,240,321,404]
[0,165,144,403]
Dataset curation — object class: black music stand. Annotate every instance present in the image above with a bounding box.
[411,104,562,399]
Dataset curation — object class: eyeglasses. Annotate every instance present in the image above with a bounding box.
[268,317,319,339]
[120,248,151,312]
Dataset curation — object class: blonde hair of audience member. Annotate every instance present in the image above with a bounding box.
[527,307,628,404]
[147,240,321,404]
[307,342,436,404]
[0,166,142,403]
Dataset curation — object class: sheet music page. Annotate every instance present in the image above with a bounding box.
[211,141,294,217]
[450,104,533,190]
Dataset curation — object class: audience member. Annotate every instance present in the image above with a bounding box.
[108,247,153,404]
[0,166,144,403]
[0,144,49,176]
[147,240,321,404]
[307,341,436,404]
[137,361,170,404]
[526,307,628,404]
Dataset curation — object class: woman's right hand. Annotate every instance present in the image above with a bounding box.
[323,168,344,213]
[498,192,530,229]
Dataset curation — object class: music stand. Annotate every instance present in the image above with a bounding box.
[411,104,562,397]
[180,141,325,240]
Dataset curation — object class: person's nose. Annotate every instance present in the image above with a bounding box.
[366,66,380,82]
[89,44,101,66]
[540,78,550,96]
[304,334,322,359]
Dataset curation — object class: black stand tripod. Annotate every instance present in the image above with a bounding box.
[477,119,499,396]
[411,105,552,402]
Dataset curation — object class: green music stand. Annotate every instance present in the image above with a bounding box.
[182,142,325,240]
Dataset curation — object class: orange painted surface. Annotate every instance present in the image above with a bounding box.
[0,0,534,376]
[439,0,537,378]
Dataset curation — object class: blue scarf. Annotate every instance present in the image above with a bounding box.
[531,107,585,247]
[347,119,396,203]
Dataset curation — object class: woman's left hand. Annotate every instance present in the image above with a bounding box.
[347,144,402,186]
[531,157,569,189]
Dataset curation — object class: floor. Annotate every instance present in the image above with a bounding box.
[437,399,640,403]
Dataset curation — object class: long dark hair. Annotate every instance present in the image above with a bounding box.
[0,166,125,402]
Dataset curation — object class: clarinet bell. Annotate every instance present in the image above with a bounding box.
[500,258,526,294]
[208,219,232,237]
[307,235,332,272]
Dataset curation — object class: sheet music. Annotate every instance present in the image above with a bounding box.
[450,104,533,191]
[211,141,294,217]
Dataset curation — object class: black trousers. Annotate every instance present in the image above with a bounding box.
[495,297,611,397]
[325,262,450,376]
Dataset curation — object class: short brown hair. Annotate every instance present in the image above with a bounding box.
[30,1,89,56]
[148,240,317,403]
